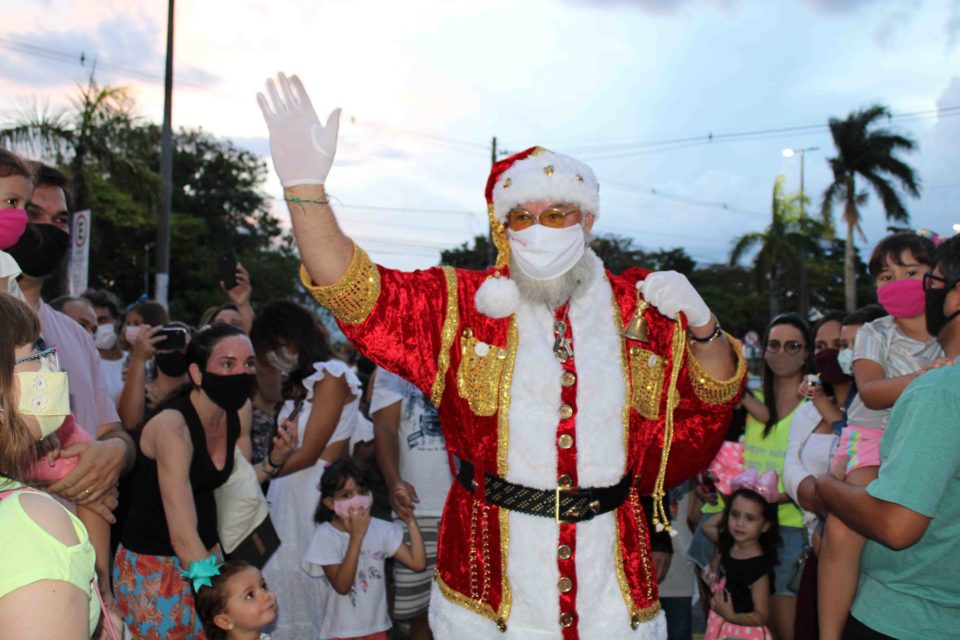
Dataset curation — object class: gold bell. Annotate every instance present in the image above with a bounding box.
[622,295,650,342]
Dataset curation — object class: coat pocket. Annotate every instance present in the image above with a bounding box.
[456,328,507,417]
[629,346,666,420]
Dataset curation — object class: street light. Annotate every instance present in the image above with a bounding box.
[782,146,819,216]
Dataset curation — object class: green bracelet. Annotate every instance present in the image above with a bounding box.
[285,196,329,207]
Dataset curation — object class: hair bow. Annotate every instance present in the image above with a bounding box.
[730,468,780,504]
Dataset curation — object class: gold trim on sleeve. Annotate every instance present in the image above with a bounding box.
[687,332,746,405]
[430,267,459,407]
[496,319,518,478]
[298,242,380,324]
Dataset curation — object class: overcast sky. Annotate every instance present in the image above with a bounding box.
[3,0,959,271]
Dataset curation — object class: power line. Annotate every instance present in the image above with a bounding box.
[602,177,767,217]
[551,105,960,159]
[0,35,209,89]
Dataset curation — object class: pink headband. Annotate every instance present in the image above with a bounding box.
[730,468,780,504]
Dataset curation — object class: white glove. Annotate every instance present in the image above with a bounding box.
[256,72,341,187]
[639,271,712,328]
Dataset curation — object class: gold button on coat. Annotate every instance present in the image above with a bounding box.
[559,404,573,419]
[560,613,574,628]
[561,371,576,387]
[558,474,573,488]
[557,544,572,560]
[558,577,573,593]
[558,434,574,449]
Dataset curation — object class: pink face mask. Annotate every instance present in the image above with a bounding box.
[332,493,373,520]
[0,208,28,250]
[877,278,926,318]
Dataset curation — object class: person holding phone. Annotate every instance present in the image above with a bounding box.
[118,318,193,433]
[250,300,362,640]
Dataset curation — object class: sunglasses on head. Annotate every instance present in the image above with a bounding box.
[766,339,804,355]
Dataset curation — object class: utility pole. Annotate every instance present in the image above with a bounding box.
[487,136,498,267]
[155,0,175,308]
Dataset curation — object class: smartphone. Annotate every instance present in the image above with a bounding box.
[284,400,305,426]
[218,251,238,290]
[155,325,188,350]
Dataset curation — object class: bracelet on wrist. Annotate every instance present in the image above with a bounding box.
[689,318,723,345]
[260,459,281,477]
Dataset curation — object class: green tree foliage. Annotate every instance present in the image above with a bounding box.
[821,104,920,311]
[440,234,493,269]
[730,176,824,318]
[2,78,300,323]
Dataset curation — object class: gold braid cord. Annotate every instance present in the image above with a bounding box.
[687,332,747,405]
[298,243,380,324]
[651,316,686,533]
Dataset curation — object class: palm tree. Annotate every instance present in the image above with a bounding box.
[821,104,920,312]
[0,70,156,211]
[730,176,822,319]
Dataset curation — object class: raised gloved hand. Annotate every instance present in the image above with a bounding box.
[257,72,341,187]
[639,271,712,328]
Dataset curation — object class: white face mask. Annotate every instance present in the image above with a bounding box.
[837,348,855,376]
[508,223,585,281]
[124,324,143,345]
[94,323,117,350]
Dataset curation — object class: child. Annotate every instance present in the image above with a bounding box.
[195,559,277,640]
[818,232,952,640]
[702,468,781,640]
[302,459,426,640]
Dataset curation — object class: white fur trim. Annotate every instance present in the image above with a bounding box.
[492,150,599,223]
[475,276,521,319]
[430,580,667,639]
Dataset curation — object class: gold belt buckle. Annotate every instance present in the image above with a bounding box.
[554,486,579,524]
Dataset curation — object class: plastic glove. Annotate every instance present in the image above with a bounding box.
[257,72,341,187]
[639,271,711,328]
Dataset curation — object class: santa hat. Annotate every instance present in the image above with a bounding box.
[480,147,599,274]
[485,146,600,224]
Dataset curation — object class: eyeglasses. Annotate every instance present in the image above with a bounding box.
[14,345,60,370]
[766,340,804,355]
[922,272,960,292]
[505,206,582,232]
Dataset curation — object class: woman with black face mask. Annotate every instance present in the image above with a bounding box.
[113,323,296,637]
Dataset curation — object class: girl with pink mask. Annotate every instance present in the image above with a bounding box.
[302,459,426,640]
[818,232,955,640]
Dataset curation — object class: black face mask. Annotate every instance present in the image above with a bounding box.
[814,348,851,385]
[6,223,70,278]
[200,371,256,412]
[156,351,189,377]
[925,285,960,338]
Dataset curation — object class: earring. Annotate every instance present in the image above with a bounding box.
[229,623,234,630]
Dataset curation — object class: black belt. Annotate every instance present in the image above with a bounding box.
[456,459,635,524]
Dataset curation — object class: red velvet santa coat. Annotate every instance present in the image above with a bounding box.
[301,246,745,640]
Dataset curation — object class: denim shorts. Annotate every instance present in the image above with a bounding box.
[772,525,805,596]
[685,516,716,570]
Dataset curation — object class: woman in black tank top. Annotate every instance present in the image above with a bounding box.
[113,324,260,639]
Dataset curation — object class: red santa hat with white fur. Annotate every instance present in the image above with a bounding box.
[476,147,600,319]
[485,146,600,223]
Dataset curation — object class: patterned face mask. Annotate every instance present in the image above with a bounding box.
[15,347,70,439]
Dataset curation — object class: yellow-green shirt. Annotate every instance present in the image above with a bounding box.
[0,479,99,635]
[742,397,805,528]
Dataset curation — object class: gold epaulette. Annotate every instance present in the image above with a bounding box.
[298,243,380,324]
[686,332,747,405]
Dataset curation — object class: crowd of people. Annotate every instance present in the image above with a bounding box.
[0,70,958,640]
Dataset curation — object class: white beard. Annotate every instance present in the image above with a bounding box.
[510,244,597,309]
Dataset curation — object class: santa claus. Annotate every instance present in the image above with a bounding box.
[257,73,745,640]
